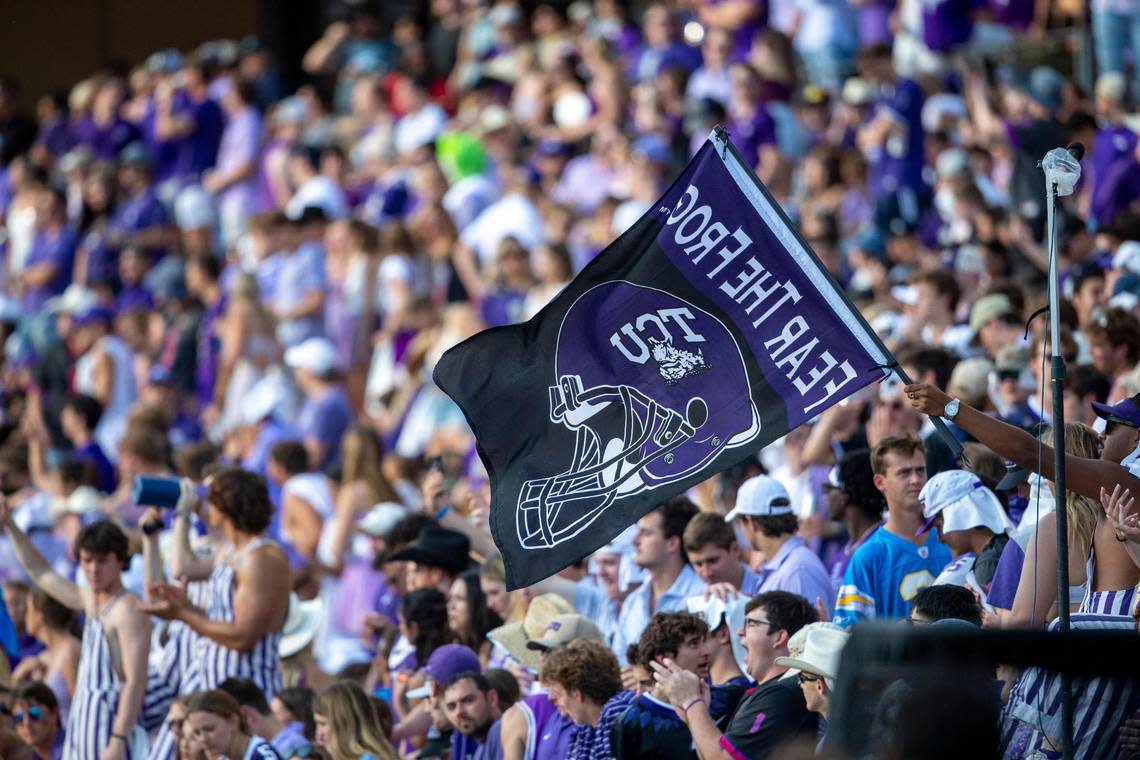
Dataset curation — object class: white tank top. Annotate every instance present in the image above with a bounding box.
[75,335,138,459]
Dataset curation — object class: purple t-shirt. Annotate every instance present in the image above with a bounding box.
[196,294,227,407]
[74,441,117,494]
[728,104,777,168]
[986,537,1025,610]
[79,224,118,287]
[922,0,979,53]
[182,96,225,177]
[989,0,1034,29]
[702,0,768,60]
[332,561,401,634]
[297,386,354,469]
[112,189,168,241]
[871,78,926,195]
[519,694,575,760]
[22,225,78,311]
[72,116,140,160]
[481,289,527,327]
[1091,126,1139,227]
[141,91,193,181]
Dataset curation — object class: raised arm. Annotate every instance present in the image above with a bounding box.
[106,598,151,757]
[0,500,83,611]
[167,483,216,582]
[163,545,290,651]
[905,384,1140,501]
[140,508,167,588]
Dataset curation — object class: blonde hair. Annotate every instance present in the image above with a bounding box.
[1043,422,1101,562]
[312,682,397,760]
[340,425,399,503]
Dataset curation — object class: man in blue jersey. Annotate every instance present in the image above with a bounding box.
[834,436,951,627]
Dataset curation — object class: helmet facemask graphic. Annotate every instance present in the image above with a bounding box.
[516,282,761,551]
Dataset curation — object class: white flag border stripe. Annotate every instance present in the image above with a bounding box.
[709,129,892,372]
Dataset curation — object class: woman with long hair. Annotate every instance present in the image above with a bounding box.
[320,425,399,573]
[1003,422,1138,626]
[313,682,397,760]
[447,570,503,664]
[11,589,80,722]
[366,588,452,717]
[183,689,279,760]
[213,271,279,435]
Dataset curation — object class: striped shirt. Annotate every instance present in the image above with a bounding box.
[1000,613,1140,759]
[184,537,283,695]
[66,592,146,759]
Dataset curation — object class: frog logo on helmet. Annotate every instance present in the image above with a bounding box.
[517,282,761,550]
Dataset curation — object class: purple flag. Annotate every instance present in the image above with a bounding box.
[434,130,893,588]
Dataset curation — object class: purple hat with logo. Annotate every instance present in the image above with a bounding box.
[1091,395,1140,429]
[405,644,482,698]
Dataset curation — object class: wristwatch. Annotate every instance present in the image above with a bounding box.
[943,398,961,420]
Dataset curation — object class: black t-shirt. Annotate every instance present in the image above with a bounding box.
[612,684,746,760]
[723,676,819,760]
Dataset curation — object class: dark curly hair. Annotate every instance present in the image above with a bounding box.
[541,639,622,705]
[632,612,708,667]
[207,468,273,535]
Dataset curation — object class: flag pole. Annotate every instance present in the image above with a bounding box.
[1041,144,1083,760]
[709,126,965,461]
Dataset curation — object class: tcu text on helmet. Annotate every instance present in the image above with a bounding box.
[609,308,706,364]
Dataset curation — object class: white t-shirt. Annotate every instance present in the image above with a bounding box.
[460,193,545,266]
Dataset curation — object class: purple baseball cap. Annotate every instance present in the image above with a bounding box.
[407,644,481,699]
[70,306,114,328]
[1091,396,1140,429]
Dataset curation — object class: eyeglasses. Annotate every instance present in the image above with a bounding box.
[798,673,822,685]
[14,707,43,723]
[744,617,774,631]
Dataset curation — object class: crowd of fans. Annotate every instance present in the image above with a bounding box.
[0,0,1139,757]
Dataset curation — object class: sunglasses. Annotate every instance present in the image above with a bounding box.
[798,673,822,685]
[14,707,43,723]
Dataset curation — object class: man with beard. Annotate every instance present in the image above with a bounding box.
[442,670,503,760]
[612,612,743,760]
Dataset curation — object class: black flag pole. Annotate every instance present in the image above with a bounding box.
[709,127,966,462]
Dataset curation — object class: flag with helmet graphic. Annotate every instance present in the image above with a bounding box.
[434,128,897,589]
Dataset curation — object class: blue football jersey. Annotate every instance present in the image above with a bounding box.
[834,526,951,627]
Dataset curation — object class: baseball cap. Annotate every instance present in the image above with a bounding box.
[1091,395,1140,430]
[725,475,792,521]
[71,305,114,329]
[774,627,849,683]
[525,614,603,651]
[46,284,99,315]
[688,594,749,674]
[969,294,1016,332]
[239,373,288,426]
[487,593,575,673]
[285,337,340,376]
[916,469,1013,537]
[406,644,482,699]
[995,460,1030,491]
[357,502,407,537]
